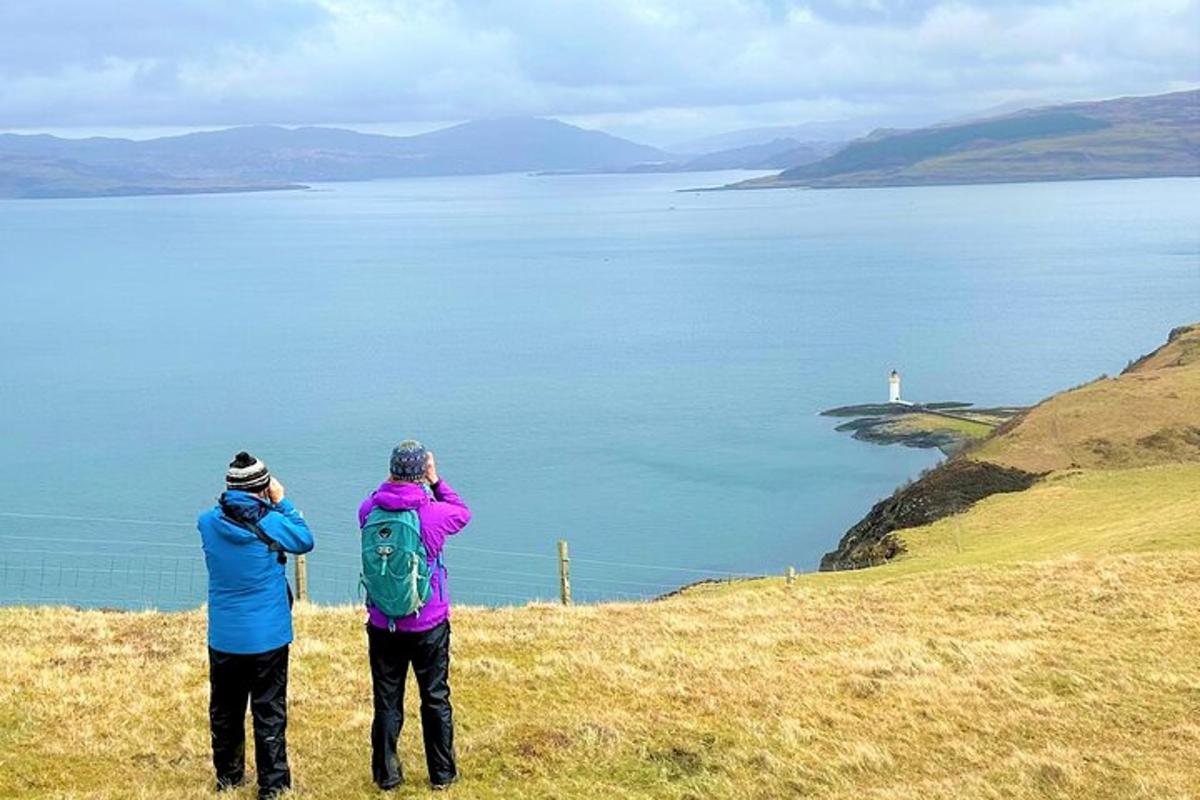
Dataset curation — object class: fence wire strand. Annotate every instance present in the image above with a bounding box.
[0,509,765,610]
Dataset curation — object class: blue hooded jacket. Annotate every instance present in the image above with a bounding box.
[198,491,315,655]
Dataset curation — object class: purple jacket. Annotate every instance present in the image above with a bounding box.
[358,479,472,632]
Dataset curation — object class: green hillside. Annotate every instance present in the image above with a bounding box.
[786,112,1110,181]
[724,89,1199,190]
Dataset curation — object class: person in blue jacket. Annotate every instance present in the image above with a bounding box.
[197,451,314,800]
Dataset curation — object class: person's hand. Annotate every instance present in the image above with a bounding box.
[267,477,286,504]
[424,451,439,485]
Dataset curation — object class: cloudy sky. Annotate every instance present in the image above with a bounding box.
[2,0,1196,145]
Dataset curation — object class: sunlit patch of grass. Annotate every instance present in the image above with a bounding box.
[862,463,1200,579]
[887,412,996,440]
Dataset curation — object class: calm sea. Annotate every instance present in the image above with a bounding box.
[1,172,1197,609]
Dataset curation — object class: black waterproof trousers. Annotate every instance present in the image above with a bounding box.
[367,620,457,788]
[208,644,291,800]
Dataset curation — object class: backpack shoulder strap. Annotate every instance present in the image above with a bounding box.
[365,505,418,522]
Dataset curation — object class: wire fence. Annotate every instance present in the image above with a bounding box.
[0,511,762,612]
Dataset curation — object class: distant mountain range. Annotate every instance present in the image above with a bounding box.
[4,90,1195,198]
[718,90,1199,191]
[669,120,888,154]
[0,118,673,198]
[620,137,841,173]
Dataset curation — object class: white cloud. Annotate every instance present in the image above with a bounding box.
[0,0,1195,140]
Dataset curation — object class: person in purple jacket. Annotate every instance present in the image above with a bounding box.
[358,440,471,791]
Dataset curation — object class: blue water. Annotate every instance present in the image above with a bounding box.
[1,172,1197,609]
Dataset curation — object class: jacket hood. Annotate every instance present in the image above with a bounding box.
[213,490,271,543]
[368,481,430,512]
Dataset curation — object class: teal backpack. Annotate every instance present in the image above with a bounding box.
[361,507,433,630]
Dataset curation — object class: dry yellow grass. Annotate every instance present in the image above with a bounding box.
[1125,323,1200,373]
[968,323,1200,473]
[2,462,1199,799]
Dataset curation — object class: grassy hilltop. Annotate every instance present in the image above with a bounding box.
[2,326,1199,800]
[970,324,1200,472]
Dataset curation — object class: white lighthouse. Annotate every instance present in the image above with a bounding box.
[888,370,902,404]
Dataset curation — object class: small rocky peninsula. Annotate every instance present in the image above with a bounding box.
[821,401,1025,455]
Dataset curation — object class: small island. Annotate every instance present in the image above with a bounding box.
[823,371,1025,455]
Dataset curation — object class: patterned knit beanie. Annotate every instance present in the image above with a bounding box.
[389,440,428,482]
[226,451,271,493]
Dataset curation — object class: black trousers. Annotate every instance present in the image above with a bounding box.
[208,645,291,799]
[367,620,457,788]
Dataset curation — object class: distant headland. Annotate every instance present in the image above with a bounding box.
[698,89,1200,192]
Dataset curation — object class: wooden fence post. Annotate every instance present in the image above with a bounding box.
[557,539,572,606]
[786,565,796,586]
[294,555,309,602]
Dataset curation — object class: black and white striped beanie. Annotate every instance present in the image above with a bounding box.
[226,451,271,493]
